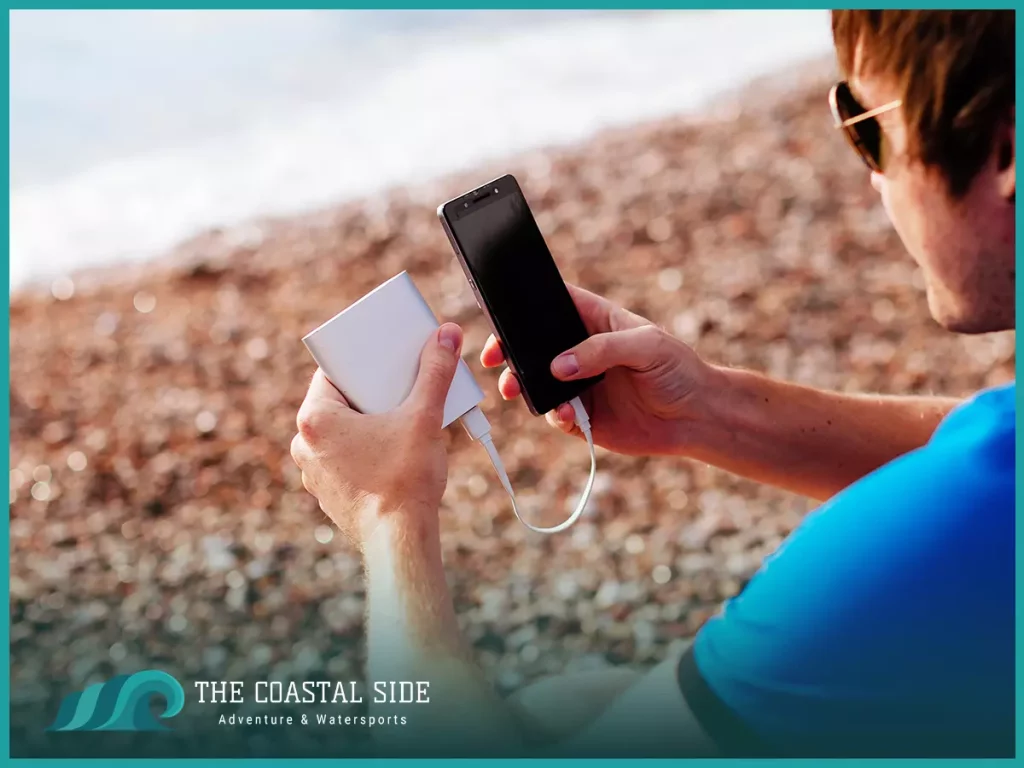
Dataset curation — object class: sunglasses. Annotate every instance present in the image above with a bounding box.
[829,81,902,173]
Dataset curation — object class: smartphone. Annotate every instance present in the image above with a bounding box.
[437,174,602,416]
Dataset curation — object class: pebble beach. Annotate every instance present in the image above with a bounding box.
[9,68,1015,756]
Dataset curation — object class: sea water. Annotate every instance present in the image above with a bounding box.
[10,10,833,291]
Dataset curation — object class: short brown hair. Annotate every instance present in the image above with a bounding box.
[832,10,1015,196]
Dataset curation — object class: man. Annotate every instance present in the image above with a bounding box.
[290,10,1015,758]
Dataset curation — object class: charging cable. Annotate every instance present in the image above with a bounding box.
[460,398,596,534]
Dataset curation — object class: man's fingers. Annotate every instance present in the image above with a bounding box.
[564,283,615,335]
[481,287,610,365]
[404,323,463,425]
[545,405,580,436]
[566,283,651,334]
[297,369,355,441]
[556,402,576,423]
[482,287,649,370]
[480,335,506,368]
[551,325,664,381]
[290,432,312,466]
[498,368,522,400]
[306,368,352,408]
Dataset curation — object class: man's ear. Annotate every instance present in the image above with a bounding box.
[996,109,1015,203]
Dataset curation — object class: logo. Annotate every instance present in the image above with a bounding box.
[46,669,185,732]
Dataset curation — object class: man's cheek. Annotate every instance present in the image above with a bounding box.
[878,175,909,239]
[876,172,890,210]
[870,171,885,195]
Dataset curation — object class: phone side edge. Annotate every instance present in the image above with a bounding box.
[436,203,544,417]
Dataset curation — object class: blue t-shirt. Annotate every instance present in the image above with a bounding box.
[679,383,1015,757]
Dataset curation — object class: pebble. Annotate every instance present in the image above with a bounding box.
[195,411,218,434]
[467,474,489,499]
[657,268,684,292]
[133,291,157,314]
[520,644,540,663]
[594,580,620,608]
[30,482,51,502]
[497,669,524,692]
[94,311,119,336]
[50,276,75,301]
[555,574,578,600]
[66,451,88,471]
[203,645,228,670]
[246,337,270,360]
[250,644,273,667]
[624,534,646,555]
[201,536,236,572]
[652,565,672,585]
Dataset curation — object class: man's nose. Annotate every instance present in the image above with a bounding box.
[870,171,885,194]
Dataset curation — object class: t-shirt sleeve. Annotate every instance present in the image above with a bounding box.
[678,386,1015,757]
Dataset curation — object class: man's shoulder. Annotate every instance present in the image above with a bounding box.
[887,380,1016,505]
[935,381,1015,437]
[929,381,1014,456]
[842,380,1016,511]
[684,383,1016,757]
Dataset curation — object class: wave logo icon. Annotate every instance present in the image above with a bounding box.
[46,669,185,732]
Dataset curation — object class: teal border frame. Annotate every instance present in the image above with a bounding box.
[3,3,1021,765]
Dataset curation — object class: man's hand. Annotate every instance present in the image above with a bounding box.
[482,283,721,457]
[290,323,463,549]
[483,282,957,499]
[292,322,530,754]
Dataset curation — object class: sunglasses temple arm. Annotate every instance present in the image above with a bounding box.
[841,99,903,128]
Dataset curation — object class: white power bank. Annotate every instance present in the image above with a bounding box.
[302,271,485,428]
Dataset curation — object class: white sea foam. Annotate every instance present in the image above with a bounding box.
[10,10,832,291]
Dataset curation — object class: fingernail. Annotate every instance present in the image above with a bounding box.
[551,352,579,377]
[438,324,462,352]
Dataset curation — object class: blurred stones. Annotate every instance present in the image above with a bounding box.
[8,70,1014,749]
[245,336,270,360]
[66,451,88,471]
[50,276,75,301]
[194,410,218,434]
[624,534,645,555]
[133,291,157,314]
[201,535,236,572]
[652,564,672,585]
[467,474,489,498]
[657,267,683,292]
[30,482,51,502]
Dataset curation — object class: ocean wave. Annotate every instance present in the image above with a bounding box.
[11,10,831,291]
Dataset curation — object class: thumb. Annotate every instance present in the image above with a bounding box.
[551,325,664,380]
[404,323,463,423]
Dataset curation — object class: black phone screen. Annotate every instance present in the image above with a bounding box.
[445,177,600,415]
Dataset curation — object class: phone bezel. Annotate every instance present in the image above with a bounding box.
[437,173,601,416]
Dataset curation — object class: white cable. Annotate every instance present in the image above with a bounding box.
[460,397,596,534]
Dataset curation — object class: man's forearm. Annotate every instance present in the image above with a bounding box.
[686,366,960,500]
[361,508,524,756]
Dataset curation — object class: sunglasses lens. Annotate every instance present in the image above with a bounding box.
[834,82,884,172]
